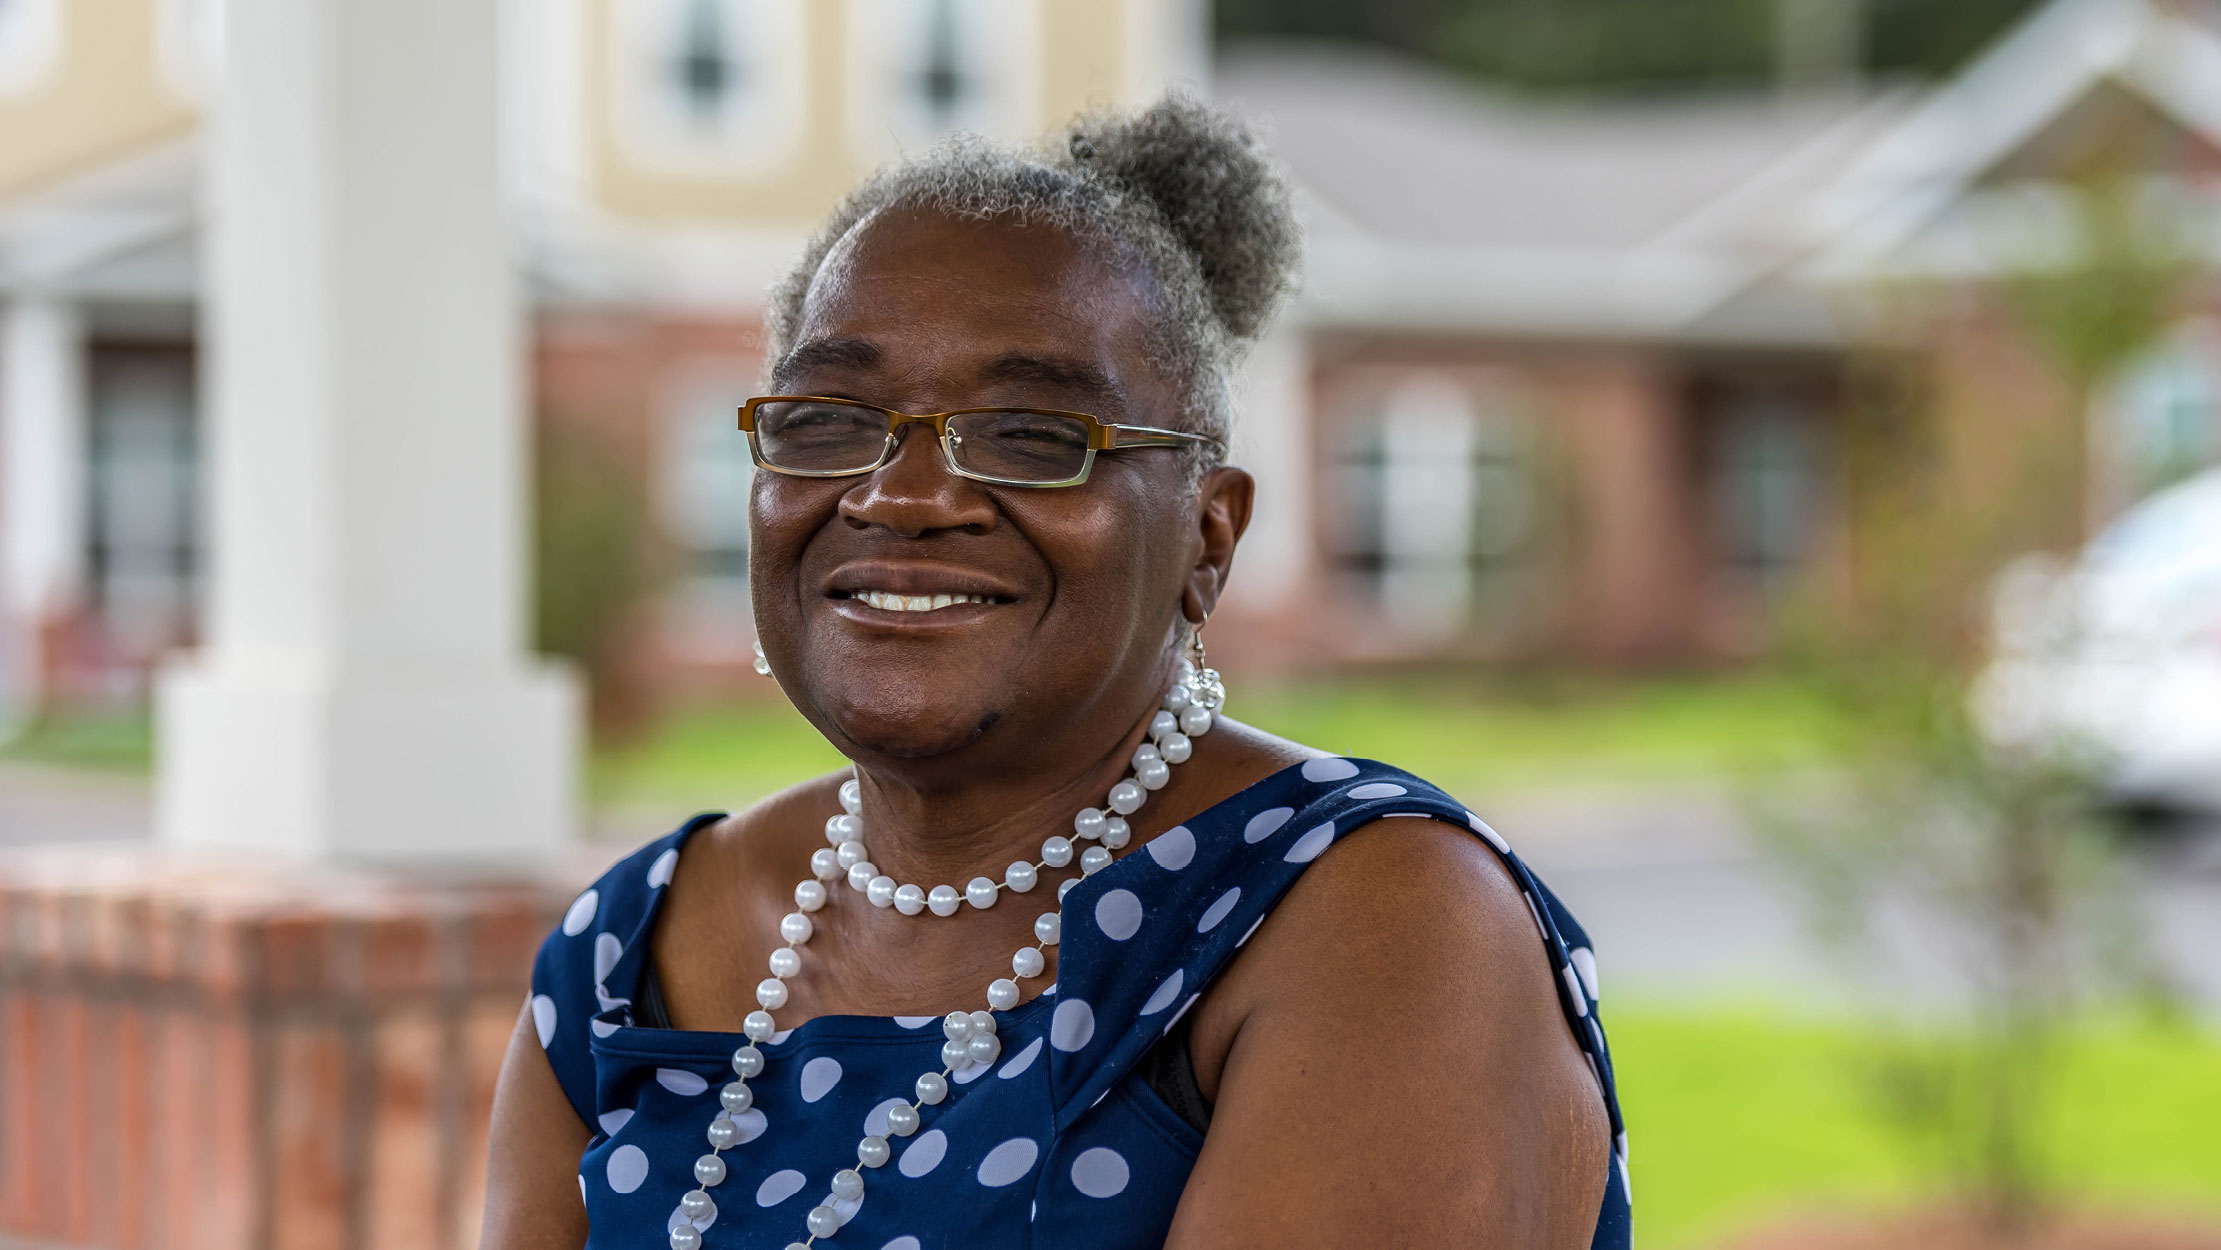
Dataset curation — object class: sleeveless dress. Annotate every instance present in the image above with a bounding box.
[531,758,1632,1249]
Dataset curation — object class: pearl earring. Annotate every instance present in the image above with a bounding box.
[1172,613,1226,723]
[752,637,772,677]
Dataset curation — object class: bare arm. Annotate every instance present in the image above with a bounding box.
[1166,819,1610,1249]
[479,1004,593,1250]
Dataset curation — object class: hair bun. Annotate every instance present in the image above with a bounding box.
[1065,92,1301,344]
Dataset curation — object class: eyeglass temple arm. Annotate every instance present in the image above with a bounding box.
[1104,423,1217,449]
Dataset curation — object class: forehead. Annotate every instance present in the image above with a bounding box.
[784,209,1161,405]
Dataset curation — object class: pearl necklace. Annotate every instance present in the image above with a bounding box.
[667,658,1225,1250]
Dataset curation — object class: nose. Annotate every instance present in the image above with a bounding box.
[838,422,997,538]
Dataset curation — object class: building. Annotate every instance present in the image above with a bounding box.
[3,0,2219,729]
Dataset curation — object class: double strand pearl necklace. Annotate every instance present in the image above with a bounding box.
[668,660,1225,1250]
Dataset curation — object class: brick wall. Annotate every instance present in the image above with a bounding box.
[0,848,574,1250]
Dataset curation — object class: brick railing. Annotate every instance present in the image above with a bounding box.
[0,848,576,1250]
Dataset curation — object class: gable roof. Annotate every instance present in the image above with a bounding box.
[1804,0,2221,276]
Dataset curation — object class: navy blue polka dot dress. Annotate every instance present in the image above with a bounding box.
[532,758,1631,1248]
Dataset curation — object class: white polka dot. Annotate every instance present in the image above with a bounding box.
[882,1238,922,1250]
[997,1036,1042,1079]
[1197,887,1241,933]
[1145,825,1195,870]
[769,1029,793,1045]
[1070,1147,1130,1198]
[800,1056,843,1103]
[898,1129,947,1178]
[647,848,678,889]
[1243,807,1293,843]
[1524,894,1550,940]
[589,1017,619,1038]
[656,1068,708,1096]
[606,1144,649,1193]
[976,1137,1039,1187]
[530,995,557,1047]
[579,1174,586,1203]
[864,1097,908,1138]
[1381,812,1430,819]
[1050,998,1095,1051]
[1348,781,1408,800]
[727,1108,767,1144]
[833,1193,863,1226]
[1040,983,1056,995]
[1561,964,1590,1017]
[1468,811,1510,854]
[597,1108,633,1137]
[1093,889,1143,941]
[1139,969,1183,1016]
[593,932,623,985]
[561,889,599,936]
[667,1195,718,1233]
[892,1015,936,1029]
[1236,914,1266,947]
[1301,757,1360,782]
[1284,822,1336,863]
[1571,946,1600,1001]
[756,1168,807,1206]
[953,1056,991,1084]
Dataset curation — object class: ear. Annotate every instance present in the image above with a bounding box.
[1181,467,1254,625]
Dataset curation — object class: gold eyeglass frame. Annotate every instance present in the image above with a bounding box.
[737,396,1216,488]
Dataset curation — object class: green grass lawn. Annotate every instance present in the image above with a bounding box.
[590,670,1841,812]
[0,712,154,772]
[1610,1006,2221,1248]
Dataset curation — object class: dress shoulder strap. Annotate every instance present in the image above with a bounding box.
[529,813,723,1128]
[1040,758,1627,1229]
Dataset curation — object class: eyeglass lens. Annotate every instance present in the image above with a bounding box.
[752,400,1093,483]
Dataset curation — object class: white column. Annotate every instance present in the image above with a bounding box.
[1223,323,1314,613]
[156,0,581,861]
[0,295,87,733]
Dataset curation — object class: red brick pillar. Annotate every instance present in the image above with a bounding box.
[1562,355,1704,663]
[0,848,572,1250]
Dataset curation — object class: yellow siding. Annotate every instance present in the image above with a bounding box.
[583,0,1138,227]
[0,0,194,202]
[1038,1,1126,132]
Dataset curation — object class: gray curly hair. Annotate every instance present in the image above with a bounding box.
[765,93,1303,476]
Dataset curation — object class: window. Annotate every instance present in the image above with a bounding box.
[660,375,757,659]
[845,0,1038,160]
[85,346,199,664]
[2103,320,2221,500]
[609,0,807,175]
[0,0,60,97]
[1329,376,1536,639]
[1710,394,1817,596]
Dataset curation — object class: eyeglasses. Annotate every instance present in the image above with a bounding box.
[737,396,1216,488]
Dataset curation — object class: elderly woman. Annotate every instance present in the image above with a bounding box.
[485,97,1628,1250]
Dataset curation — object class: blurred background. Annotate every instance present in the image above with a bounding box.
[2,0,2219,1246]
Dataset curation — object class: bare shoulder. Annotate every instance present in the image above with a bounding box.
[1171,816,1610,1249]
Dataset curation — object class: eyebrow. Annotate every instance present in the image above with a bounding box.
[976,351,1120,403]
[772,337,882,389]
[774,340,1128,415]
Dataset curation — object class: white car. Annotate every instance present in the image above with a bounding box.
[1973,467,2221,811]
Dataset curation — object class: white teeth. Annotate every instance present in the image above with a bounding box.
[856,591,991,612]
